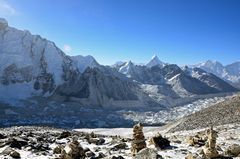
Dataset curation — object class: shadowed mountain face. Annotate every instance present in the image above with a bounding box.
[188,68,238,92]
[171,73,219,94]
[0,18,238,110]
[56,67,139,101]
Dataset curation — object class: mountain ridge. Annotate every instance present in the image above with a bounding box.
[190,60,240,87]
[0,18,238,109]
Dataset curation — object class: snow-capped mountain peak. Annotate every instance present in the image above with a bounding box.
[190,60,240,87]
[200,60,223,68]
[0,18,79,102]
[118,60,134,74]
[146,55,164,68]
[191,60,225,77]
[70,55,99,73]
[111,61,125,68]
[126,60,134,66]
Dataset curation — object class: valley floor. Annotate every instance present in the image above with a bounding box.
[0,94,232,128]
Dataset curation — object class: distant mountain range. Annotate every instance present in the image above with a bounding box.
[0,18,239,109]
[190,60,240,88]
[114,56,240,88]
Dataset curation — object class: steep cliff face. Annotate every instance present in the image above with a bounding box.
[0,18,75,101]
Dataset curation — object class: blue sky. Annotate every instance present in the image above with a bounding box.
[1,0,240,65]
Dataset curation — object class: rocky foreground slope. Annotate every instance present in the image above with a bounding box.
[0,96,240,158]
[169,95,240,132]
[0,124,240,159]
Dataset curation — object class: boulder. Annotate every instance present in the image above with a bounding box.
[8,138,28,149]
[185,153,201,159]
[149,133,170,149]
[111,156,125,159]
[54,145,63,154]
[1,147,13,155]
[58,131,71,139]
[33,142,50,151]
[185,153,195,159]
[0,133,7,139]
[187,134,206,147]
[225,144,240,157]
[134,148,163,159]
[85,151,95,157]
[113,142,127,150]
[61,140,85,159]
[10,150,21,158]
[96,138,105,145]
[97,152,106,158]
[83,147,91,153]
[87,137,105,145]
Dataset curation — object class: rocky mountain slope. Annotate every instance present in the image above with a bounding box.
[169,95,240,132]
[54,66,157,108]
[184,67,238,92]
